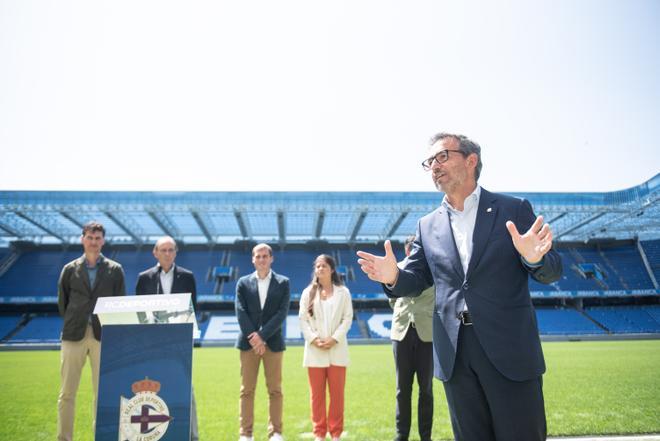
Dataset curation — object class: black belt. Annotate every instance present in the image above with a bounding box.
[457,311,473,326]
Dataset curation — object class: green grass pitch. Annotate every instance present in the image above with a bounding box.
[0,340,658,440]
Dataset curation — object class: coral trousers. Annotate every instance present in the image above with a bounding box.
[307,365,346,438]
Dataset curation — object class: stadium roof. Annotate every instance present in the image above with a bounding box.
[0,174,658,247]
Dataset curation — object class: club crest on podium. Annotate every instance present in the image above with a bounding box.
[119,377,173,441]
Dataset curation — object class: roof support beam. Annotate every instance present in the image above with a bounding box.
[192,211,214,245]
[386,211,409,238]
[58,211,84,231]
[314,210,325,239]
[147,211,177,239]
[555,212,607,240]
[349,211,368,242]
[103,211,143,244]
[234,210,249,239]
[277,211,286,244]
[546,212,567,225]
[15,211,66,242]
[0,221,21,237]
[636,239,659,289]
[575,196,659,241]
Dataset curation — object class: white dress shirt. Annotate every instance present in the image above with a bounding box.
[320,294,339,337]
[255,270,272,309]
[442,185,481,276]
[159,265,175,294]
[442,185,481,312]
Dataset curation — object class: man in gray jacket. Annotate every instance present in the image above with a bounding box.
[57,221,126,441]
[390,236,434,441]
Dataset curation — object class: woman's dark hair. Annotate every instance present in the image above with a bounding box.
[307,254,343,316]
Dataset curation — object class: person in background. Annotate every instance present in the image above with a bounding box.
[235,243,290,441]
[390,235,435,441]
[135,235,199,441]
[57,221,126,441]
[299,254,354,441]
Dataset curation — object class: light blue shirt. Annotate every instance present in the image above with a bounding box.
[85,255,102,288]
[85,255,102,323]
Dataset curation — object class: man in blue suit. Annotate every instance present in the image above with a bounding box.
[358,132,562,441]
[235,243,290,441]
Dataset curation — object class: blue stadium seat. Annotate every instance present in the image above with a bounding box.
[641,239,660,283]
[9,316,62,343]
[535,308,604,335]
[643,305,660,324]
[0,315,22,340]
[347,319,365,339]
[586,306,660,333]
[0,250,81,297]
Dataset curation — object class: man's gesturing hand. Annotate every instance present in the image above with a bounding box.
[506,215,554,265]
[356,240,399,285]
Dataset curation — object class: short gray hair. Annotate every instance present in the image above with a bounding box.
[429,132,483,181]
[154,236,177,252]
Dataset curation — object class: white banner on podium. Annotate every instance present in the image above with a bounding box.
[94,293,199,338]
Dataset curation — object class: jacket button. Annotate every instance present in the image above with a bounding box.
[462,282,469,290]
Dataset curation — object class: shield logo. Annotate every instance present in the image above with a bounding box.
[119,377,173,441]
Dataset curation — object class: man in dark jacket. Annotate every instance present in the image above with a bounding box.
[135,235,199,441]
[235,243,290,441]
[358,132,562,441]
[57,221,126,441]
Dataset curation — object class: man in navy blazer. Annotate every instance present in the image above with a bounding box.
[235,243,290,441]
[135,236,199,441]
[358,132,562,441]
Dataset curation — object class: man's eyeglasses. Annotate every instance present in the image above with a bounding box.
[421,149,467,170]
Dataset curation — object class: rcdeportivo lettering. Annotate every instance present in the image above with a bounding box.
[105,299,180,309]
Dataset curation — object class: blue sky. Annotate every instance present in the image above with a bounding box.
[0,0,658,193]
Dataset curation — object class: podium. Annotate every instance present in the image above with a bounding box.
[93,294,198,441]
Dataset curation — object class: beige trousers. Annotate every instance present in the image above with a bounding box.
[239,348,284,437]
[57,325,100,441]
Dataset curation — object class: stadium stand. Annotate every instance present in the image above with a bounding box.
[644,305,660,323]
[585,306,660,334]
[111,248,155,294]
[272,248,318,294]
[535,308,605,335]
[174,249,224,295]
[640,239,660,282]
[0,250,80,297]
[3,243,655,298]
[0,315,22,340]
[0,243,658,322]
[8,316,62,343]
[0,176,658,344]
[347,317,367,339]
[221,248,254,296]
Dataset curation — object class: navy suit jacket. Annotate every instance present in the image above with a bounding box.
[388,188,562,382]
[135,264,197,311]
[235,271,290,352]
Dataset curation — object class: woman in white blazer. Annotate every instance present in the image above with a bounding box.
[299,254,354,441]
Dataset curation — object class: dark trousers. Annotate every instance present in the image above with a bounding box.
[443,325,546,441]
[392,326,434,441]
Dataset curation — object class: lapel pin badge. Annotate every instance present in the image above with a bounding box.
[486,207,492,213]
